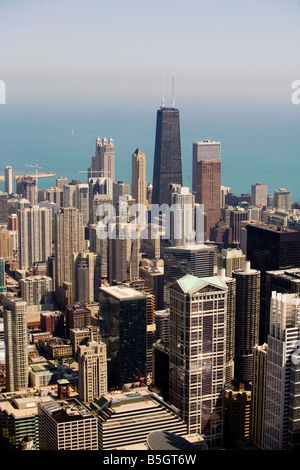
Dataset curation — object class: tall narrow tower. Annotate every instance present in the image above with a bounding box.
[131,148,147,227]
[18,206,52,270]
[152,96,182,206]
[78,341,107,403]
[3,295,29,391]
[169,274,227,449]
[4,166,13,195]
[92,137,115,182]
[232,261,260,384]
[192,140,221,240]
[73,251,96,304]
[54,207,84,295]
[99,285,147,388]
[264,292,300,450]
[108,218,139,284]
[251,343,268,449]
[170,186,196,246]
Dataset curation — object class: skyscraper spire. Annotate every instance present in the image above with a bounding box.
[161,72,165,109]
[172,70,175,108]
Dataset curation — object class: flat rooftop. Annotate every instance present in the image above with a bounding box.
[95,388,168,415]
[100,285,146,300]
[266,268,300,284]
[193,140,220,145]
[40,398,94,423]
[0,395,54,419]
[248,221,298,233]
[101,387,153,406]
[164,244,213,252]
[93,387,182,426]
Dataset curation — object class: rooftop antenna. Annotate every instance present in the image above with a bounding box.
[161,72,165,108]
[172,68,175,108]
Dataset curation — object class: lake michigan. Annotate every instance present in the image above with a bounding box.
[0,99,300,202]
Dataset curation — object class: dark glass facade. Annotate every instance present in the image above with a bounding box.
[247,225,300,273]
[99,290,147,388]
[152,107,182,206]
[246,224,300,343]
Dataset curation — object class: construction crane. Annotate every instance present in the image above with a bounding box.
[25,164,42,188]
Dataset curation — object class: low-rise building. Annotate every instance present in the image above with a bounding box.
[38,397,98,450]
[29,362,57,388]
[40,337,72,359]
[0,391,54,450]
[91,386,187,450]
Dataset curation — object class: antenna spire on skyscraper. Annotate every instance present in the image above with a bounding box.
[172,68,175,108]
[161,72,165,108]
[153,77,182,205]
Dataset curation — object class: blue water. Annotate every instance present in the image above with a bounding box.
[1,99,300,201]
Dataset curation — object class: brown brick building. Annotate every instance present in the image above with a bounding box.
[194,160,221,239]
[192,141,221,240]
[65,303,92,337]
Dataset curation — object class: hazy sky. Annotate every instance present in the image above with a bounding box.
[1,0,300,198]
[1,0,300,111]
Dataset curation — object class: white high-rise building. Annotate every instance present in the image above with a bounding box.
[4,166,13,195]
[193,140,221,162]
[113,180,130,208]
[88,176,113,226]
[264,291,300,450]
[56,176,68,190]
[169,274,227,449]
[251,183,268,207]
[78,341,107,404]
[221,186,231,208]
[93,137,115,181]
[54,207,84,292]
[131,148,147,228]
[3,295,28,391]
[74,183,89,227]
[18,206,52,270]
[170,186,196,246]
[108,218,139,284]
[273,188,292,211]
[218,248,246,277]
[62,184,76,207]
[20,275,54,309]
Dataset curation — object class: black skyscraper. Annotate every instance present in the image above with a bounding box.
[246,222,300,343]
[152,106,182,206]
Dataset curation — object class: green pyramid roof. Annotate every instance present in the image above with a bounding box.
[177,274,227,294]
